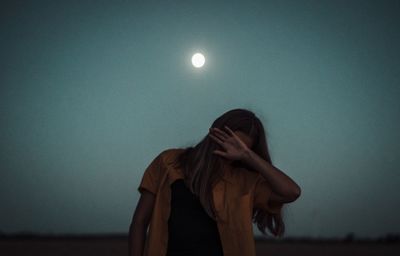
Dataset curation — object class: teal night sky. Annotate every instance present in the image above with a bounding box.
[1,0,399,238]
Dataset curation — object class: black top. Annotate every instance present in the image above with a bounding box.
[166,179,224,256]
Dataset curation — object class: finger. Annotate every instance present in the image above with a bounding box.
[212,127,230,140]
[224,125,236,137]
[208,133,224,145]
[210,128,226,141]
[215,127,245,149]
[213,150,228,158]
[224,126,244,143]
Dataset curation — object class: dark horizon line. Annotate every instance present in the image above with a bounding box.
[0,232,399,243]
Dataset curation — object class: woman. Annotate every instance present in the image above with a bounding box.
[129,108,301,256]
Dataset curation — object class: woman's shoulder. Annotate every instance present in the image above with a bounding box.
[157,147,186,167]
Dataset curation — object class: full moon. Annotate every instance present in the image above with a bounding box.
[191,53,205,68]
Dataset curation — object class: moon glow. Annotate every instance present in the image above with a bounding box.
[191,53,205,68]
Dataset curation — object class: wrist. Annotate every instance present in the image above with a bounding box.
[240,148,254,163]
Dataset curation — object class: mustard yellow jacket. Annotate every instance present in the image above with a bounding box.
[137,148,283,256]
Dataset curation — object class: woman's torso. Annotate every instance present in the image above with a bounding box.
[166,178,224,256]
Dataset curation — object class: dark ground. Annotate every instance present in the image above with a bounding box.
[1,235,399,256]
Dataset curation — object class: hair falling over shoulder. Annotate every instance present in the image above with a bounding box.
[172,108,285,237]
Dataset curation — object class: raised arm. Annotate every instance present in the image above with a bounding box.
[209,126,301,203]
[243,149,301,202]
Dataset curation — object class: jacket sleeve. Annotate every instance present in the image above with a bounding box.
[253,175,284,214]
[137,151,165,195]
